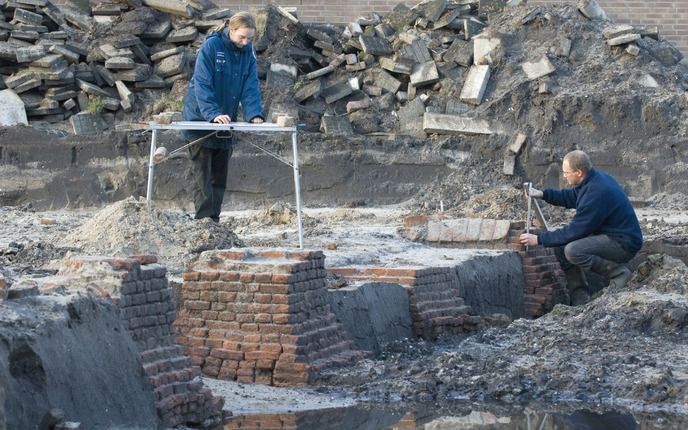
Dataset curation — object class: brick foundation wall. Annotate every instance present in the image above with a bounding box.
[175,248,365,386]
[328,266,482,339]
[215,0,687,55]
[506,223,569,316]
[54,256,223,428]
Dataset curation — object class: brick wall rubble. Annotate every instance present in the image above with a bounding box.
[328,266,482,339]
[47,255,224,428]
[175,248,365,386]
[400,215,568,317]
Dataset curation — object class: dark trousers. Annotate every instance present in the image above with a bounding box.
[188,145,232,222]
[554,234,636,272]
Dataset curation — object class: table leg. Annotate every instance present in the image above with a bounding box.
[291,131,304,249]
[146,129,158,203]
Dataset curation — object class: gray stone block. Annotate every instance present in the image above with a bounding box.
[0,89,28,126]
[459,65,490,105]
[398,97,426,137]
[423,112,493,135]
[503,153,516,175]
[320,115,354,136]
[464,17,486,40]
[385,3,419,32]
[444,39,473,67]
[113,64,152,82]
[50,45,80,63]
[433,8,462,30]
[202,8,233,20]
[375,69,402,94]
[77,79,110,97]
[606,33,640,46]
[166,26,197,44]
[142,20,171,40]
[95,65,116,87]
[521,56,555,80]
[155,53,186,78]
[306,28,333,44]
[16,45,46,62]
[0,43,16,61]
[479,0,507,16]
[134,74,166,89]
[359,34,392,56]
[150,46,183,62]
[105,56,136,70]
[30,54,66,69]
[70,112,104,135]
[11,30,39,42]
[320,80,353,104]
[410,61,440,87]
[293,79,321,103]
[399,38,431,63]
[13,78,42,94]
[379,57,414,74]
[13,8,44,25]
[419,0,446,22]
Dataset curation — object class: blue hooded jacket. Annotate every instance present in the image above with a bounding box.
[537,168,643,253]
[182,28,263,149]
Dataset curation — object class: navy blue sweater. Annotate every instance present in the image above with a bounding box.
[538,169,643,253]
[182,29,263,148]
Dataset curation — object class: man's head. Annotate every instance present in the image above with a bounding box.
[562,150,592,186]
[227,12,256,49]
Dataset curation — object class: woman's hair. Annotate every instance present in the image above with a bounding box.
[212,11,256,33]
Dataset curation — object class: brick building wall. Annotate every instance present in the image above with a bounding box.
[216,0,688,55]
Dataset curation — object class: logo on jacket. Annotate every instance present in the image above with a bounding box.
[215,52,226,72]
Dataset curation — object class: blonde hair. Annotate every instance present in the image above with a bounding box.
[212,11,256,33]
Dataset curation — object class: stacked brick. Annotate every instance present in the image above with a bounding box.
[55,255,223,429]
[328,266,481,339]
[506,223,568,317]
[174,248,365,387]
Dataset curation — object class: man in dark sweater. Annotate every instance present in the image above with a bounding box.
[519,150,643,303]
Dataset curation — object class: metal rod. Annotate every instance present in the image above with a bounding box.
[525,182,533,252]
[146,129,158,203]
[161,131,217,161]
[292,131,304,249]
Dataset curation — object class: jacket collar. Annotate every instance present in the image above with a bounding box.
[576,168,597,189]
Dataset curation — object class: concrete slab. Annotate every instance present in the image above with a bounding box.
[0,89,28,126]
[293,79,322,103]
[444,39,473,67]
[473,37,500,65]
[460,65,490,105]
[410,61,440,87]
[399,39,432,64]
[321,80,353,104]
[379,57,414,74]
[607,33,640,46]
[376,69,402,94]
[423,112,493,135]
[70,112,104,135]
[320,115,354,136]
[359,35,392,56]
[398,97,426,137]
[521,56,556,80]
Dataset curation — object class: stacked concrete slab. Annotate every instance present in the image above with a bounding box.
[34,255,224,428]
[175,248,365,386]
[0,0,227,130]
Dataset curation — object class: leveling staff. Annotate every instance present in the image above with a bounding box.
[519,150,643,298]
[182,12,264,222]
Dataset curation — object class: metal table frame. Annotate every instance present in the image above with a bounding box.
[146,121,304,248]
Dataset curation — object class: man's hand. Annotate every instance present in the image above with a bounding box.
[250,117,264,124]
[525,187,544,199]
[519,233,539,246]
[213,114,231,124]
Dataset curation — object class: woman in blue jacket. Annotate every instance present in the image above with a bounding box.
[182,12,264,222]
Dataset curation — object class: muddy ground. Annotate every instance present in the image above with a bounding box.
[1,197,687,425]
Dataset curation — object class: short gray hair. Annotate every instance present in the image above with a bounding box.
[563,150,592,174]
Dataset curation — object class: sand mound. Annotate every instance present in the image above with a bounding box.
[62,197,243,259]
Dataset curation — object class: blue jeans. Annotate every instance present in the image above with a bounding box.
[554,234,636,272]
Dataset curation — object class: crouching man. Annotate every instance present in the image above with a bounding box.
[519,150,643,304]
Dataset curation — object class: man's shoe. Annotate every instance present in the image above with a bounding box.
[570,287,591,306]
[608,265,632,289]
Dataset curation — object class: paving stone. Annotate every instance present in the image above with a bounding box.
[460,65,490,105]
[464,17,486,40]
[100,44,134,59]
[50,44,80,63]
[379,57,414,74]
[45,86,77,101]
[155,53,186,77]
[434,8,462,30]
[346,97,371,113]
[16,45,46,62]
[320,115,354,136]
[77,78,110,97]
[150,46,183,62]
[13,8,44,25]
[166,26,197,43]
[321,80,353,104]
[0,89,28,126]
[142,20,171,40]
[293,79,321,103]
[626,44,640,56]
[444,39,473,67]
[113,64,152,82]
[474,37,500,65]
[374,23,395,38]
[359,35,392,56]
[0,42,17,60]
[95,65,116,86]
[577,0,608,21]
[418,0,446,22]
[13,78,41,93]
[521,56,556,80]
[306,28,334,44]
[385,3,419,32]
[423,112,493,135]
[202,8,233,20]
[62,8,93,32]
[399,39,431,63]
[508,132,527,155]
[602,24,634,40]
[115,80,133,112]
[606,33,640,46]
[362,85,382,97]
[105,56,136,70]
[11,29,39,41]
[554,38,572,57]
[503,152,516,175]
[29,54,65,69]
[70,112,104,135]
[410,61,440,87]
[398,97,426,136]
[376,69,402,94]
[26,65,71,80]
